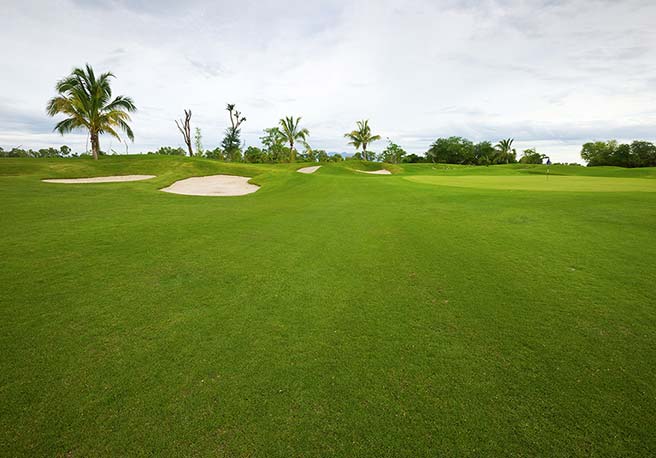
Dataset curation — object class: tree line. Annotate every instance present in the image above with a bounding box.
[11,63,651,168]
[0,146,76,158]
[580,140,656,167]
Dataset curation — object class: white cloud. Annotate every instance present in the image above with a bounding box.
[1,0,656,162]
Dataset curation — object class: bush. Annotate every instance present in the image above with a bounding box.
[148,146,186,156]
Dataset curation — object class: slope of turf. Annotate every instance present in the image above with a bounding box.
[1,157,655,457]
[406,174,656,192]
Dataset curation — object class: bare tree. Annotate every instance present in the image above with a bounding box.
[222,104,247,161]
[175,109,193,157]
[226,104,246,132]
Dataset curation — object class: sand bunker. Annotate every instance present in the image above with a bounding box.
[357,169,392,175]
[161,175,259,196]
[42,175,155,184]
[297,166,321,174]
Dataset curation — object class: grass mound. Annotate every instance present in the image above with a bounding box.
[406,174,656,192]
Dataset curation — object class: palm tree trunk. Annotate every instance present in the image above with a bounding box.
[90,131,100,160]
[363,143,368,161]
[290,141,295,162]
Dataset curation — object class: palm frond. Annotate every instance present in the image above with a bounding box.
[47,64,136,157]
[53,117,86,134]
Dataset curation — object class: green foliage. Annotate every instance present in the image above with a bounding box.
[329,153,344,162]
[147,146,186,156]
[427,136,475,164]
[403,153,428,163]
[244,146,265,163]
[221,104,246,162]
[278,116,309,162]
[473,141,496,166]
[298,143,317,162]
[519,148,545,164]
[260,127,291,162]
[344,120,381,161]
[194,127,204,157]
[495,138,517,164]
[0,146,77,158]
[316,150,329,162]
[46,64,136,159]
[378,140,407,164]
[427,137,521,165]
[581,140,656,167]
[204,147,224,160]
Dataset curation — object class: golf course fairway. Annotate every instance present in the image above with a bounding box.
[1,156,655,457]
[406,174,656,192]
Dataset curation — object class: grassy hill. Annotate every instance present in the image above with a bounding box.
[1,156,655,457]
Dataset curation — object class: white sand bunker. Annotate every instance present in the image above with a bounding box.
[42,175,155,184]
[297,166,321,174]
[357,169,392,175]
[161,174,259,196]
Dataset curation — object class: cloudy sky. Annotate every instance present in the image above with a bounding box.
[2,0,656,162]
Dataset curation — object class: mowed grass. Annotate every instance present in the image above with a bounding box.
[406,174,656,192]
[1,156,655,457]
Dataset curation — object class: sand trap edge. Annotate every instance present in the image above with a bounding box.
[297,166,322,174]
[42,175,156,184]
[160,174,260,196]
[356,169,392,175]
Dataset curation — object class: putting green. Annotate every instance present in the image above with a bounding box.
[405,174,656,192]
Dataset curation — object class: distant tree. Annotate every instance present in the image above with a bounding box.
[378,140,407,163]
[0,145,78,158]
[329,153,344,162]
[222,104,246,161]
[205,147,224,160]
[344,120,381,161]
[301,142,318,162]
[315,150,329,162]
[473,141,496,165]
[613,143,632,167]
[495,138,517,164]
[630,140,656,167]
[244,146,265,163]
[194,127,204,157]
[260,127,286,162]
[581,140,614,166]
[175,109,193,157]
[402,153,427,163]
[519,148,545,164]
[278,116,309,162]
[426,137,475,164]
[148,146,186,155]
[46,64,136,160]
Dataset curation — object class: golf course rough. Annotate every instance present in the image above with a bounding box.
[1,156,655,457]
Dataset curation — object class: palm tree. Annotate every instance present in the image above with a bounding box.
[344,120,381,161]
[46,64,136,160]
[495,138,515,164]
[278,116,309,162]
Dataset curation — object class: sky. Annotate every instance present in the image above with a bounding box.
[1,0,656,163]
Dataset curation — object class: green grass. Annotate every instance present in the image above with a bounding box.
[406,175,656,192]
[1,156,655,457]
